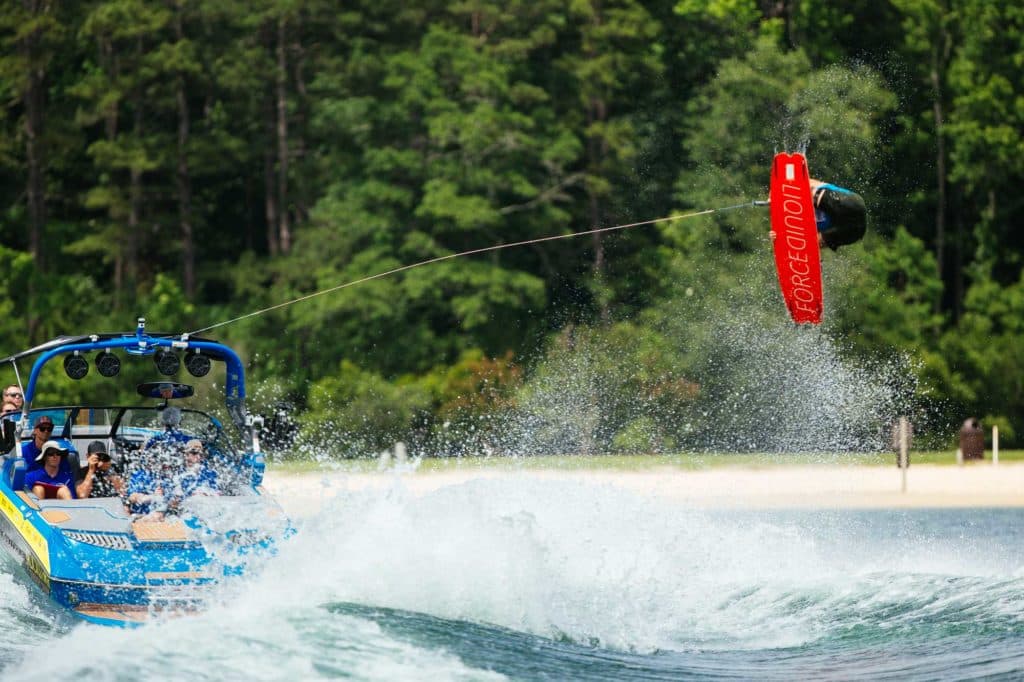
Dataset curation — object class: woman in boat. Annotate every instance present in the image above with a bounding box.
[25,441,77,500]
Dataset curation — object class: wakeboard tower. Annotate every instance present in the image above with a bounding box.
[769,152,823,325]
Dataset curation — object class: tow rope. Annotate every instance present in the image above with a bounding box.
[189,201,764,335]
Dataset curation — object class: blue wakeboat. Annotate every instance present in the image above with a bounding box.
[0,319,290,626]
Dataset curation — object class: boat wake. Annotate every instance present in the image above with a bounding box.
[267,477,1024,651]
[3,475,1024,680]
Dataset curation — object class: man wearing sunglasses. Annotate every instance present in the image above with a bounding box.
[21,415,71,475]
[2,385,23,416]
[3,385,23,403]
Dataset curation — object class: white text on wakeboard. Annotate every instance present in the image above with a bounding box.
[778,182,817,315]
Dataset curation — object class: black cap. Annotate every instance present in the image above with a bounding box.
[87,440,108,456]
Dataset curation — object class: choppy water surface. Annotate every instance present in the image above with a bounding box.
[2,476,1023,680]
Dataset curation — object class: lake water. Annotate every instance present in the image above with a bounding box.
[2,476,1022,680]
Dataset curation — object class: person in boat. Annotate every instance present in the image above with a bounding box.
[25,441,77,500]
[0,386,19,453]
[1,399,18,451]
[22,415,67,473]
[3,385,23,417]
[0,405,16,454]
[769,179,867,250]
[144,406,191,453]
[176,439,219,499]
[76,440,125,499]
[126,453,174,518]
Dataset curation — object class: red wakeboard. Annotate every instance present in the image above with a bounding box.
[769,152,823,324]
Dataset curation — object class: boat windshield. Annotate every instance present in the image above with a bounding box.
[22,406,232,450]
[116,408,228,447]
[19,406,251,496]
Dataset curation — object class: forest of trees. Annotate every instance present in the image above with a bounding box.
[0,0,1021,454]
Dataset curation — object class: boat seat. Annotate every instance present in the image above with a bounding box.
[9,457,26,491]
[66,448,82,486]
[1,419,15,454]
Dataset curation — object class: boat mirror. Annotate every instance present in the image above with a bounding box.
[95,350,121,377]
[64,353,89,380]
[137,381,194,399]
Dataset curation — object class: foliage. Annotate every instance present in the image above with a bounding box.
[829,227,944,356]
[424,349,523,420]
[0,1,1022,451]
[938,269,1024,434]
[510,322,697,455]
[301,359,431,457]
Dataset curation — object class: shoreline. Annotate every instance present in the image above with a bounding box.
[261,462,1024,517]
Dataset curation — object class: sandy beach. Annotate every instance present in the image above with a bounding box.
[262,461,1024,517]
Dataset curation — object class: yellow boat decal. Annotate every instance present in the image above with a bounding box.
[0,491,51,574]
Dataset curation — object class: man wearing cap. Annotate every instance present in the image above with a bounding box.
[22,415,65,473]
[25,441,77,499]
[76,441,125,499]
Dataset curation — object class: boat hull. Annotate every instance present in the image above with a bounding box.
[0,462,284,627]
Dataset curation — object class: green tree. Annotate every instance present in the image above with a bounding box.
[556,0,662,319]
[302,359,431,456]
[938,270,1024,443]
[512,322,692,455]
[70,0,169,306]
[830,227,944,356]
[260,3,576,385]
[890,0,959,309]
[945,3,1024,281]
[0,0,81,338]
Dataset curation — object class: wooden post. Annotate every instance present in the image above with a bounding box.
[993,425,999,465]
[898,416,909,493]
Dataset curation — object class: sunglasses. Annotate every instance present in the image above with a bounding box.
[44,450,63,457]
[37,424,54,432]
[4,392,22,398]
